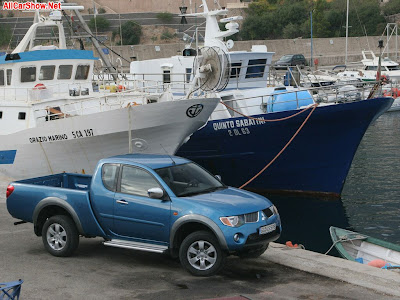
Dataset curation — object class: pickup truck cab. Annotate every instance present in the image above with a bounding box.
[6,154,281,276]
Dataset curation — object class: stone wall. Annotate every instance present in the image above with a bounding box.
[71,0,228,14]
[106,35,399,70]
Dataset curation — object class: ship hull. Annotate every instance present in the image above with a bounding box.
[177,97,393,197]
[0,98,218,179]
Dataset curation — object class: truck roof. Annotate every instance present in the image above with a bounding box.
[101,153,190,169]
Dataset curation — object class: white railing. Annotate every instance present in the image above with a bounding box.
[33,88,151,122]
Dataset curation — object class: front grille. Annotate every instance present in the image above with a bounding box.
[244,212,259,223]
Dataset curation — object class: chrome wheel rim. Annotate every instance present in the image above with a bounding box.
[187,240,217,271]
[47,223,67,251]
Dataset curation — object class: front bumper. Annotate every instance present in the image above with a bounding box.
[221,214,281,253]
[243,227,281,248]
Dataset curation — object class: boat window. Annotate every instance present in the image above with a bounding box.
[163,70,171,84]
[120,165,162,197]
[230,62,242,79]
[185,68,192,83]
[365,66,377,71]
[18,112,26,120]
[21,67,36,82]
[6,69,12,85]
[39,65,55,80]
[58,65,73,79]
[387,66,400,71]
[0,70,4,86]
[0,111,2,119]
[245,59,267,79]
[75,65,90,80]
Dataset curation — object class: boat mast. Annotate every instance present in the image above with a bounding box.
[345,0,349,65]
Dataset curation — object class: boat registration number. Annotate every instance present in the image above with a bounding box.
[259,223,276,235]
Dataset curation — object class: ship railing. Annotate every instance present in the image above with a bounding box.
[210,80,391,118]
[0,86,31,102]
[92,71,194,95]
[122,68,275,96]
[33,87,161,123]
[0,82,92,102]
[94,72,196,95]
[0,78,170,103]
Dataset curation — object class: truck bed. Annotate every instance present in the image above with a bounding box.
[7,173,99,232]
[17,173,92,190]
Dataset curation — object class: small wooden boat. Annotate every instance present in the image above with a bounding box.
[329,226,400,268]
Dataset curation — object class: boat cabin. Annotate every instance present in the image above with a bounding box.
[129,46,274,95]
[0,49,96,101]
[0,10,98,135]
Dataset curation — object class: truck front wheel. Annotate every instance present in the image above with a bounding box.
[42,215,79,257]
[179,231,226,276]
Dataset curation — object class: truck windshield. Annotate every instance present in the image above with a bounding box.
[155,163,226,197]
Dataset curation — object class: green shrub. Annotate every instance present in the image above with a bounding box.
[88,16,110,32]
[160,30,176,40]
[113,21,142,45]
[0,25,12,47]
[156,12,174,23]
[382,0,400,16]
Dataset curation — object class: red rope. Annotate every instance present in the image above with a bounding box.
[239,103,319,189]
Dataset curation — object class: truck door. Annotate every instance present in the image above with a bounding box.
[112,165,171,243]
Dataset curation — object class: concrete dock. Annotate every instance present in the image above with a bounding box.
[1,188,400,299]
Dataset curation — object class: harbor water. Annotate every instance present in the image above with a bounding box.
[270,110,400,253]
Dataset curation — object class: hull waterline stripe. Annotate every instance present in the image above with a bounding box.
[0,150,17,164]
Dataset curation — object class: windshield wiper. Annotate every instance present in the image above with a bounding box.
[179,186,227,197]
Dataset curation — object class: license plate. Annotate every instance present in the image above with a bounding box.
[259,223,276,235]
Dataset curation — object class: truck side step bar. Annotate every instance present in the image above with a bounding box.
[103,239,168,254]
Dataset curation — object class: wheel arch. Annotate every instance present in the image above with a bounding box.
[33,197,84,236]
[169,214,228,256]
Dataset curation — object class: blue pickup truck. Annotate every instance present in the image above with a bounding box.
[6,154,281,276]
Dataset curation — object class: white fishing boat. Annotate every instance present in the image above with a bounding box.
[360,50,400,82]
[0,7,219,179]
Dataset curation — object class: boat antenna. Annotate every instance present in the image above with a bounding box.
[160,144,176,166]
[61,10,85,50]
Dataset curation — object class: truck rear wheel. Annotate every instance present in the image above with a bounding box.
[179,231,226,276]
[42,215,79,257]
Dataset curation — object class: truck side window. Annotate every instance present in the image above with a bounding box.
[120,166,161,197]
[102,164,119,191]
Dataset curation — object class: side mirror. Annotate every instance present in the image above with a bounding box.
[215,175,222,181]
[148,187,164,199]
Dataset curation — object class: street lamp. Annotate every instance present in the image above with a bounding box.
[310,10,313,68]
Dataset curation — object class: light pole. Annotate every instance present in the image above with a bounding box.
[310,10,313,68]
[345,0,349,65]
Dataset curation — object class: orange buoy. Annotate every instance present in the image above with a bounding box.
[367,259,387,268]
[285,241,299,248]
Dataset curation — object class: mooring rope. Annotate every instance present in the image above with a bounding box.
[235,103,319,189]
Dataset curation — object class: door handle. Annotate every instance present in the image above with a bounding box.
[116,199,129,205]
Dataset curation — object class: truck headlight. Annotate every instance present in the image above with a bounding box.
[271,205,279,215]
[220,215,245,227]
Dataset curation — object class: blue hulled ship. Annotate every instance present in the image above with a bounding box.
[129,0,394,197]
